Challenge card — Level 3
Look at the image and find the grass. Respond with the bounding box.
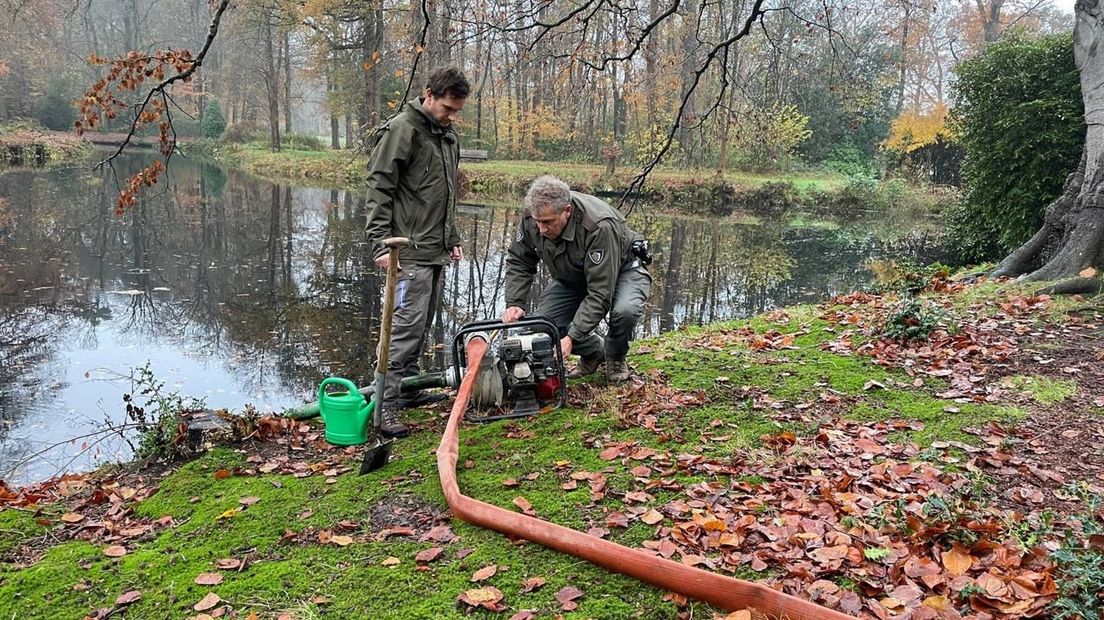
[1002,375,1078,405]
[187,139,850,196]
[3,290,1078,619]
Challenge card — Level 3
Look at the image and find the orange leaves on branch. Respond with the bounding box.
[79,48,194,215]
[116,160,165,214]
[77,49,194,137]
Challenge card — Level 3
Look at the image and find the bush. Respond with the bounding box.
[123,363,206,460]
[222,122,264,144]
[201,100,227,139]
[727,182,800,219]
[282,133,325,151]
[824,144,877,178]
[34,89,76,131]
[814,177,884,219]
[949,31,1084,259]
[880,298,945,341]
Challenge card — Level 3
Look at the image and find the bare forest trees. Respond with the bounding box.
[0,0,1076,212]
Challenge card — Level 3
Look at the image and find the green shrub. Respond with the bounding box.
[123,363,206,460]
[815,177,884,219]
[880,297,945,341]
[282,133,325,151]
[201,100,227,139]
[824,144,877,178]
[949,31,1084,260]
[222,122,264,144]
[34,87,76,131]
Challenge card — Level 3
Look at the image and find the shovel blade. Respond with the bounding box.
[359,437,392,474]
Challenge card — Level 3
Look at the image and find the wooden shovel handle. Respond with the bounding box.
[376,237,410,376]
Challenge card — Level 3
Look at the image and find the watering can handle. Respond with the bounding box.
[318,377,360,403]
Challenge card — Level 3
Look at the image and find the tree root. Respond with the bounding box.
[1033,277,1103,296]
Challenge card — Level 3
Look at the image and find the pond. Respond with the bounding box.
[0,153,947,484]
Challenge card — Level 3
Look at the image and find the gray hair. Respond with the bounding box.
[524,175,571,215]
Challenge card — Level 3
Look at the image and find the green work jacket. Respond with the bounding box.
[506,192,640,341]
[364,100,461,265]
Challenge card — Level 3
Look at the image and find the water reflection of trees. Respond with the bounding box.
[1,154,946,439]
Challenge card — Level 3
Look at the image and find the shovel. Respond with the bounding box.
[360,236,410,474]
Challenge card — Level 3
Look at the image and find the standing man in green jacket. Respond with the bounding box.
[502,175,651,382]
[365,67,470,438]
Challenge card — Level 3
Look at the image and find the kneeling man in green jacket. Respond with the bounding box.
[502,175,652,382]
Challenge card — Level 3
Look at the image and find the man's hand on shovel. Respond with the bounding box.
[375,252,399,271]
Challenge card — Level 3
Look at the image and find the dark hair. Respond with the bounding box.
[426,68,471,99]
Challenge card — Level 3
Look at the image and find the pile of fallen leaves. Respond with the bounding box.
[819,290,1038,405]
[580,390,1093,620]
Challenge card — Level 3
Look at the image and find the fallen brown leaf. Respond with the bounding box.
[471,564,498,582]
[415,547,444,563]
[114,590,141,605]
[193,592,221,612]
[102,545,127,558]
[555,585,585,611]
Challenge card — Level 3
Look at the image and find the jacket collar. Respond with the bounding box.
[558,202,581,243]
[406,99,455,139]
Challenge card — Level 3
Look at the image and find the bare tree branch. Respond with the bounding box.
[620,0,769,213]
[91,0,230,172]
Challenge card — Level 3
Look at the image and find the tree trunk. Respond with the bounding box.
[265,13,281,152]
[895,1,911,116]
[678,0,701,165]
[992,0,1104,280]
[284,30,293,134]
[975,0,1006,44]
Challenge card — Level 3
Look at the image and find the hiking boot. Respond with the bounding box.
[379,404,409,439]
[399,390,448,410]
[567,355,604,379]
[606,359,632,382]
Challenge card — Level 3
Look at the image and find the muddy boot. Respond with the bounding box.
[606,359,632,382]
[379,404,409,439]
[567,355,605,378]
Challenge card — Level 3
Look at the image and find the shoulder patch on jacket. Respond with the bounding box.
[589,249,605,265]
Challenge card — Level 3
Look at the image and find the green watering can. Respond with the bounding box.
[318,377,375,446]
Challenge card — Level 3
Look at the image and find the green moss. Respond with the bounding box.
[0,509,49,559]
[2,282,1086,617]
[1003,375,1077,405]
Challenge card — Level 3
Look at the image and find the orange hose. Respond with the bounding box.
[436,337,853,619]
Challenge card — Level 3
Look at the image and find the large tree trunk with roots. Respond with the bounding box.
[992,0,1104,282]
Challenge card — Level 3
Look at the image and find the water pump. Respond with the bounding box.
[452,317,567,422]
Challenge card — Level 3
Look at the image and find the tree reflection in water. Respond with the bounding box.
[0,154,944,483]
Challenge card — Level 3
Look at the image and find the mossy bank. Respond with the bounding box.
[0,123,92,166]
[2,278,1102,619]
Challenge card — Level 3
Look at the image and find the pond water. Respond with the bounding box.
[0,154,947,484]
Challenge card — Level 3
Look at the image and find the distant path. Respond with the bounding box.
[84,132,165,149]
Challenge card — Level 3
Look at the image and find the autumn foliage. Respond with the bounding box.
[76,50,197,214]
